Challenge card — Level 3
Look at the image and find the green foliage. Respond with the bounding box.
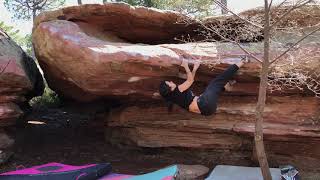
[4,0,66,21]
[0,21,21,41]
[19,34,33,55]
[29,86,61,109]
[0,21,33,55]
[0,21,30,50]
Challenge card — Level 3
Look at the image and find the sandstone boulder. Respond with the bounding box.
[32,3,319,102]
[0,29,44,127]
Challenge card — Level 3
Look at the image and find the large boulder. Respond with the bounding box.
[33,19,261,102]
[32,3,319,102]
[32,3,320,172]
[0,29,44,151]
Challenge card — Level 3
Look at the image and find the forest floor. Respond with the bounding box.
[0,106,206,176]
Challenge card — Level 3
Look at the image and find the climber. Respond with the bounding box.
[159,58,249,116]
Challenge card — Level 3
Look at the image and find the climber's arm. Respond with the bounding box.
[178,60,200,92]
[192,61,200,78]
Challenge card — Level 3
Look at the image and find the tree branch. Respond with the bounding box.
[271,0,314,28]
[236,43,263,63]
[200,22,263,63]
[38,0,49,9]
[268,0,273,10]
[25,0,32,9]
[14,0,28,8]
[270,24,320,64]
[212,0,263,29]
[33,0,42,6]
[274,0,290,10]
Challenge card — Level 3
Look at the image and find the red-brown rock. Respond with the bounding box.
[32,20,259,101]
[0,29,44,126]
[106,96,320,170]
[0,129,14,164]
[0,129,14,150]
[32,3,320,102]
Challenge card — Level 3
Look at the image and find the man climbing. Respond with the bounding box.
[159,58,249,116]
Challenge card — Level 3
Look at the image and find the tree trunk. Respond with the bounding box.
[78,0,82,5]
[255,1,272,180]
[221,0,227,14]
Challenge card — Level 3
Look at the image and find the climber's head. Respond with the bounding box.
[159,81,176,98]
[159,81,176,112]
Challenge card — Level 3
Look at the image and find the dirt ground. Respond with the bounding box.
[0,107,209,176]
[0,106,319,180]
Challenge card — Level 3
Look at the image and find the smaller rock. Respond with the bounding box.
[0,130,14,149]
[0,150,13,165]
[176,164,209,180]
[0,130,14,165]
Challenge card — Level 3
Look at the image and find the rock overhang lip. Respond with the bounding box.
[35,20,225,67]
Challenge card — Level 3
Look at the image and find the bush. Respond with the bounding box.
[29,86,61,109]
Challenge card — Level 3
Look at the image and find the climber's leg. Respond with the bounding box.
[197,64,240,116]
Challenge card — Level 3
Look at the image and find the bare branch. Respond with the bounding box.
[268,51,320,97]
[269,0,273,9]
[212,0,263,29]
[271,0,314,28]
[33,0,43,7]
[38,0,49,9]
[270,24,320,64]
[25,0,32,10]
[236,43,263,63]
[274,0,290,10]
[199,21,263,63]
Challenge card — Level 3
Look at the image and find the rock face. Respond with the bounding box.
[107,96,320,170]
[0,29,44,149]
[32,3,320,171]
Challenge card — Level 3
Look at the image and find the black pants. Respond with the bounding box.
[197,64,239,116]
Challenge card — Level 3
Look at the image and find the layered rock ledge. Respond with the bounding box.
[32,3,320,170]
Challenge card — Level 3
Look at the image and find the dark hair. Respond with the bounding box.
[159,81,174,112]
[159,81,171,99]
